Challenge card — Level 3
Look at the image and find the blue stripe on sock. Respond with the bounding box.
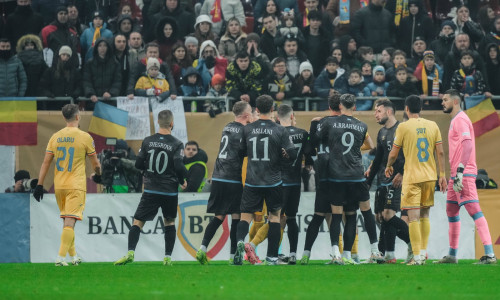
[449,248,458,256]
[472,211,484,221]
[447,200,459,204]
[459,200,479,206]
[448,215,460,222]
[484,244,494,255]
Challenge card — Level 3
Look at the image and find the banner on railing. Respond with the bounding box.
[151,97,188,145]
[116,97,151,140]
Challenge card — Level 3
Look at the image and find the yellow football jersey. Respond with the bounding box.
[46,127,96,191]
[393,118,442,185]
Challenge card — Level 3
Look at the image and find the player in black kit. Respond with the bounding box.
[195,101,253,265]
[365,99,411,263]
[114,110,188,266]
[318,94,383,265]
[233,95,297,265]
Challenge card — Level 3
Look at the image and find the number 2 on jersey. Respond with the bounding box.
[56,147,75,172]
[218,135,229,159]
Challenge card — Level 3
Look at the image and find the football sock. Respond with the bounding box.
[361,209,378,244]
[339,234,343,253]
[303,250,311,257]
[286,217,299,254]
[387,215,410,244]
[236,220,250,242]
[330,214,343,246]
[384,220,397,252]
[343,250,351,260]
[352,234,359,254]
[58,226,74,257]
[304,214,324,251]
[201,217,223,249]
[379,221,386,254]
[128,225,141,251]
[249,220,265,241]
[68,235,76,257]
[251,223,269,246]
[420,217,430,252]
[447,202,461,255]
[230,218,239,255]
[279,228,284,246]
[464,202,494,256]
[408,220,421,256]
[164,225,176,256]
[343,214,356,252]
[267,222,281,258]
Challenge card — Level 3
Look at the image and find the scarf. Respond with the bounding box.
[92,26,102,47]
[491,32,500,41]
[210,0,222,23]
[340,1,369,25]
[394,0,409,27]
[422,64,439,96]
[303,8,310,27]
[459,68,476,94]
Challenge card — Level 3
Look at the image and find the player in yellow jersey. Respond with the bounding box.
[385,96,447,265]
[33,104,101,266]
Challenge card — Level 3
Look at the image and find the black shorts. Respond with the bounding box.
[282,184,301,217]
[375,184,401,214]
[241,185,283,214]
[134,192,178,221]
[315,180,331,213]
[207,180,243,215]
[329,181,369,212]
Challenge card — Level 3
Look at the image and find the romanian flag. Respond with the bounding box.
[0,98,37,145]
[465,95,500,137]
[88,102,128,152]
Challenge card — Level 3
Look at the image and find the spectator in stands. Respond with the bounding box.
[278,35,309,78]
[338,34,357,69]
[127,42,177,99]
[296,0,333,40]
[246,33,271,75]
[332,47,349,72]
[263,57,297,105]
[180,66,205,97]
[38,45,82,107]
[350,0,395,54]
[226,51,263,107]
[32,0,72,25]
[277,9,305,48]
[80,11,113,63]
[218,17,247,63]
[194,40,228,93]
[354,46,376,70]
[396,0,434,58]
[254,0,283,32]
[16,34,47,97]
[191,15,217,47]
[362,65,388,110]
[128,31,146,64]
[40,6,80,69]
[450,50,490,98]
[346,68,366,97]
[386,49,414,82]
[303,10,330,76]
[260,14,281,61]
[108,3,140,35]
[430,20,456,65]
[185,37,199,61]
[361,60,373,83]
[0,38,27,97]
[149,0,195,42]
[387,66,418,100]
[4,170,35,193]
[112,15,136,39]
[134,57,171,102]
[182,141,208,193]
[414,50,443,109]
[407,36,427,69]
[477,5,496,35]
[326,0,363,37]
[154,17,181,61]
[443,33,487,90]
[479,16,500,60]
[167,42,192,90]
[82,38,122,108]
[113,34,133,97]
[67,4,86,38]
[295,61,315,98]
[79,0,118,25]
[199,0,246,37]
[207,74,227,97]
[5,0,44,48]
[314,56,347,109]
[485,43,500,96]
[451,5,484,46]
[380,47,395,70]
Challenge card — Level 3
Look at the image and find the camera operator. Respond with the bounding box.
[94,140,143,193]
[182,141,208,193]
[4,170,39,193]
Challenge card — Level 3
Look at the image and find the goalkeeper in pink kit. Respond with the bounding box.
[436,89,497,264]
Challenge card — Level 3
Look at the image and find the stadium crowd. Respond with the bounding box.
[0,0,499,112]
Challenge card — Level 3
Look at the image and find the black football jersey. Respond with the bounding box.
[310,116,337,181]
[241,119,296,187]
[212,121,245,183]
[282,126,309,185]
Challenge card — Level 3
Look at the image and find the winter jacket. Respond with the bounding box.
[180,67,205,96]
[114,50,133,96]
[218,33,247,63]
[263,71,298,100]
[450,66,487,96]
[80,22,113,62]
[40,20,80,69]
[226,60,263,106]
[350,2,396,53]
[485,43,500,96]
[82,38,122,97]
[443,44,487,90]
[326,0,363,37]
[478,30,500,62]
[32,0,73,25]
[338,34,357,69]
[194,40,228,92]
[154,17,181,61]
[429,33,455,65]
[199,0,246,36]
[414,62,443,96]
[346,82,366,97]
[5,4,44,47]
[303,27,331,76]
[295,75,315,97]
[135,72,171,101]
[253,0,298,28]
[16,34,47,97]
[207,87,227,97]
[128,57,177,96]
[361,81,389,110]
[38,61,82,98]
[149,2,195,42]
[314,68,348,99]
[0,54,27,97]
[260,29,280,61]
[452,17,484,47]
[396,1,435,57]
[387,79,419,98]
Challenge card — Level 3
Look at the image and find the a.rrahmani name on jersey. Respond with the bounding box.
[328,121,365,133]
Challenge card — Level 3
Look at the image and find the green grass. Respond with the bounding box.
[1,260,499,299]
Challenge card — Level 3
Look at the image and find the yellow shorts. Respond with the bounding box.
[254,201,267,216]
[401,181,435,210]
[55,189,86,220]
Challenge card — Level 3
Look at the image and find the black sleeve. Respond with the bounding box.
[393,150,405,176]
[134,140,146,170]
[309,120,320,147]
[184,164,206,192]
[173,144,188,184]
[366,133,384,186]
[282,130,297,163]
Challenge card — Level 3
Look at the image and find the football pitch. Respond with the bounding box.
[1,260,499,299]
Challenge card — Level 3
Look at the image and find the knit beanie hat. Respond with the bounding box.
[299,61,313,74]
[423,50,434,60]
[185,36,199,46]
[372,65,385,76]
[441,20,457,31]
[14,170,30,182]
[59,45,72,57]
[147,57,161,70]
[246,33,260,44]
[211,74,225,86]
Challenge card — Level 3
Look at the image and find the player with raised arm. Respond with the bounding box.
[196,101,253,265]
[385,95,447,265]
[34,104,101,266]
[319,94,382,265]
[435,89,497,264]
[233,95,298,265]
[366,99,411,264]
[114,110,188,266]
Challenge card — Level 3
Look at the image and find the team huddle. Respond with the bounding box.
[35,90,497,266]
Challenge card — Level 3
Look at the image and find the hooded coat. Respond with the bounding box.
[443,43,487,90]
[83,38,122,97]
[194,40,228,92]
[149,1,195,42]
[154,17,181,61]
[396,0,435,57]
[338,34,357,69]
[180,66,205,96]
[40,19,80,68]
[5,3,44,47]
[16,34,48,97]
[199,0,246,36]
[226,59,263,106]
[429,33,455,65]
[38,57,82,99]
[218,31,247,63]
[485,43,500,96]
[0,51,27,97]
[80,21,113,62]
